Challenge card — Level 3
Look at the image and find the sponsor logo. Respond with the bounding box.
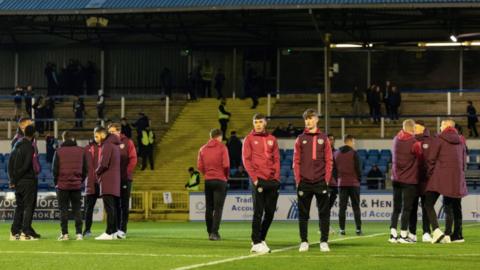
[302,140,307,144]
[287,199,299,220]
[267,140,274,146]
[318,139,324,145]
[120,144,125,149]
[423,144,429,149]
[254,141,259,145]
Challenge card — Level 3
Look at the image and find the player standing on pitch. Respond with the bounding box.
[197,128,230,241]
[389,119,422,243]
[243,114,280,254]
[293,109,332,252]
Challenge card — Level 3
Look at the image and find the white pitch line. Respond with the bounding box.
[0,251,224,258]
[257,253,480,259]
[171,233,386,270]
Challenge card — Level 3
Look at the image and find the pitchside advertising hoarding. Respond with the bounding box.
[0,192,104,221]
[190,192,480,221]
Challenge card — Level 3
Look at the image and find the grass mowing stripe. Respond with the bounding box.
[171,232,386,270]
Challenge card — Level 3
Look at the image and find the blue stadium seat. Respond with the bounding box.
[357,149,367,157]
[367,149,380,157]
[230,168,238,176]
[380,149,391,156]
[468,155,478,163]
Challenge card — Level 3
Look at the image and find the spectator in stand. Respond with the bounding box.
[44,97,55,132]
[44,62,59,97]
[388,86,401,123]
[467,100,479,138]
[383,81,392,123]
[227,131,243,169]
[33,96,46,135]
[73,95,85,128]
[244,65,259,109]
[185,167,200,191]
[187,72,197,101]
[372,86,382,124]
[352,86,363,124]
[121,118,132,139]
[231,165,249,190]
[214,68,226,100]
[12,86,23,120]
[24,85,34,118]
[218,98,231,140]
[367,164,384,190]
[84,61,97,95]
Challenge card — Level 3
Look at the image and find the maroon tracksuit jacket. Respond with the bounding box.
[426,127,468,198]
[119,134,137,181]
[416,128,434,194]
[334,145,361,187]
[85,142,99,195]
[242,130,280,182]
[52,140,86,190]
[392,130,422,185]
[96,135,121,197]
[197,139,230,181]
[293,128,333,185]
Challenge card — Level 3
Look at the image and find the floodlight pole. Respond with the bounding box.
[324,33,331,134]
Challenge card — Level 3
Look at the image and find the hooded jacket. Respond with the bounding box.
[52,139,87,190]
[293,128,332,185]
[197,139,230,181]
[392,130,422,185]
[242,130,280,182]
[334,145,362,187]
[426,127,468,198]
[96,135,121,197]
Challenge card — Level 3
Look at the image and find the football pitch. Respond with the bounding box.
[0,221,479,270]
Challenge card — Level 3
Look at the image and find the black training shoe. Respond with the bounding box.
[356,230,363,236]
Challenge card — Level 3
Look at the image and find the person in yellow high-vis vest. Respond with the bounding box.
[185,167,200,191]
[141,127,155,170]
[218,98,231,140]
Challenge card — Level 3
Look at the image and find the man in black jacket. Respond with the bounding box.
[9,125,39,241]
[227,131,242,169]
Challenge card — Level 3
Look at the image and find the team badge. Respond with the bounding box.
[257,187,263,193]
[298,191,304,197]
[302,140,307,144]
[318,139,324,145]
[267,140,274,146]
[120,144,125,149]
[254,141,259,145]
[422,144,429,149]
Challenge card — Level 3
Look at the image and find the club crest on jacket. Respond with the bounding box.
[318,139,324,145]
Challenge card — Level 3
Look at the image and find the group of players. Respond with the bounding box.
[197,109,467,254]
[8,117,137,241]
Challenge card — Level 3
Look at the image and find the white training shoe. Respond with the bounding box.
[397,237,415,244]
[20,233,39,241]
[57,234,69,241]
[422,233,433,242]
[95,232,115,240]
[441,235,451,244]
[320,242,330,252]
[299,242,309,252]
[76,234,83,241]
[407,233,417,242]
[9,233,20,241]
[431,228,445,244]
[250,243,270,254]
[116,230,126,239]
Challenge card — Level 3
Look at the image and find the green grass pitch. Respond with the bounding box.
[0,221,479,270]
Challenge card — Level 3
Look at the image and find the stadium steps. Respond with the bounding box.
[269,93,477,138]
[133,97,272,191]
